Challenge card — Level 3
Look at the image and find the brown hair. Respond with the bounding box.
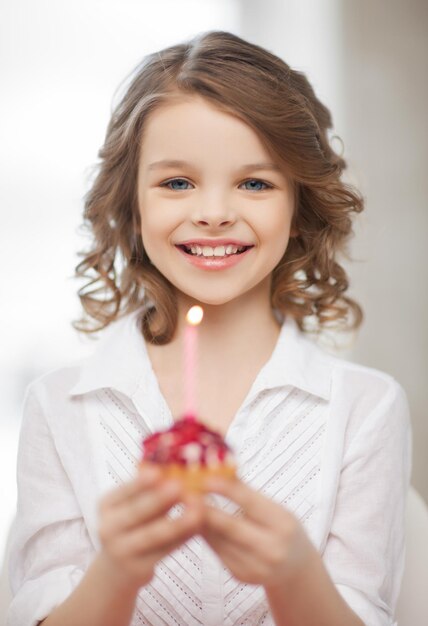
[72,30,364,344]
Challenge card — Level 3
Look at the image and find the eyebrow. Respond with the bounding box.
[147,159,282,173]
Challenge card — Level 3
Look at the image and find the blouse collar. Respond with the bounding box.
[69,307,333,402]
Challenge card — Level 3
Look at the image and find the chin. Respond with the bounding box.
[187,295,236,307]
[176,288,242,307]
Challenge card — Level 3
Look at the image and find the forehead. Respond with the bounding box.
[138,95,278,169]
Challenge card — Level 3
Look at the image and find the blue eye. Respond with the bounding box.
[159,177,273,191]
[240,179,273,191]
[160,178,193,191]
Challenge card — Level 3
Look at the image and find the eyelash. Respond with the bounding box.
[159,178,274,192]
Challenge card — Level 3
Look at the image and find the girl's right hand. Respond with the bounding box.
[97,465,204,590]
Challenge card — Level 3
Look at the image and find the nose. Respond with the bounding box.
[191,192,236,228]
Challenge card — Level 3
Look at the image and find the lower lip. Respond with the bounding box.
[175,246,254,270]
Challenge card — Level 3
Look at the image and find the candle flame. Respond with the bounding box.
[186,305,204,326]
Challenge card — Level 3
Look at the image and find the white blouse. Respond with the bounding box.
[7,308,412,626]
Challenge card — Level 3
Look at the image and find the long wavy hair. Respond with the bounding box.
[72,30,364,344]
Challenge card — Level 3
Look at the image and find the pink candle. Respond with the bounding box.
[183,306,203,420]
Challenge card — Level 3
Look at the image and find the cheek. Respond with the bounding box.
[139,201,177,240]
[260,213,293,266]
[257,207,292,244]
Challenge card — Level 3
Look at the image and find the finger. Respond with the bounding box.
[201,529,258,579]
[100,466,162,509]
[116,498,204,560]
[202,527,248,562]
[111,480,185,533]
[202,477,287,527]
[202,504,268,550]
[152,504,205,559]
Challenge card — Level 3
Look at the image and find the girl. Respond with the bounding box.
[7,30,411,626]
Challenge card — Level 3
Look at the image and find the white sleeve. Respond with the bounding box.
[322,379,413,626]
[7,383,95,626]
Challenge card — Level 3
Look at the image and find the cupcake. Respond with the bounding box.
[140,414,237,492]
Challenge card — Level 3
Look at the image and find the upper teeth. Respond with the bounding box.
[185,244,246,257]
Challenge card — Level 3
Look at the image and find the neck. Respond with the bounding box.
[174,281,282,365]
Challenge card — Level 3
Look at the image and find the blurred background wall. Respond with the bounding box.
[1,0,427,614]
[340,0,428,506]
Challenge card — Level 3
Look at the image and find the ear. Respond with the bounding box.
[289,226,299,238]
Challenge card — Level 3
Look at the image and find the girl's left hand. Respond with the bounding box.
[198,476,317,589]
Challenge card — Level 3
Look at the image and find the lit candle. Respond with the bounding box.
[183,305,204,421]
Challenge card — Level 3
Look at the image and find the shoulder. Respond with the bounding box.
[22,361,86,420]
[277,318,406,409]
[329,351,402,401]
[27,362,83,395]
[324,351,411,444]
[331,351,408,409]
[297,322,401,400]
[16,364,90,456]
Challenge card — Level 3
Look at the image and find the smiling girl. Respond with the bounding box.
[7,31,411,626]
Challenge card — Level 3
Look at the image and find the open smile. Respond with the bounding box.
[175,244,254,271]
